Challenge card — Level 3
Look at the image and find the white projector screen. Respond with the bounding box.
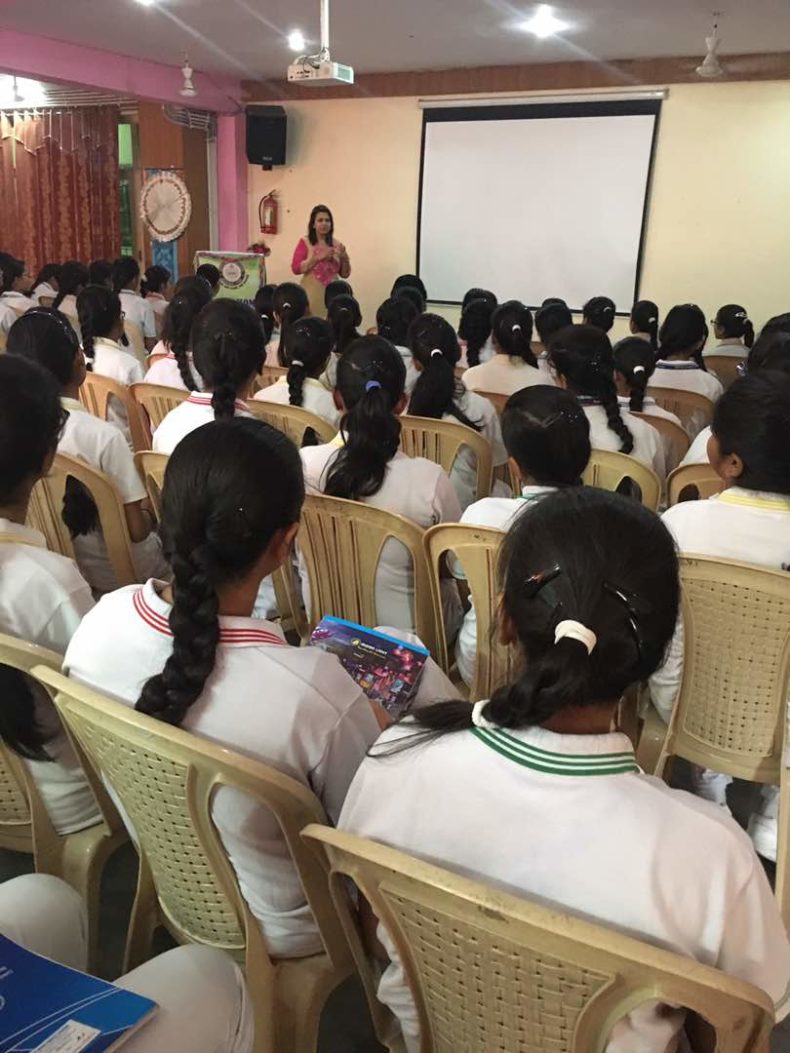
[417,100,660,312]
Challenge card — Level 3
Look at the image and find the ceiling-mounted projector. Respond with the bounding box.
[287,0,354,86]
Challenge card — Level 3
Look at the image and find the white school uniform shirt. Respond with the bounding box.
[462,355,548,397]
[152,392,252,454]
[63,578,381,957]
[58,397,167,594]
[339,722,790,1053]
[583,402,665,478]
[32,281,57,305]
[454,486,554,686]
[704,339,747,359]
[145,292,168,322]
[144,350,204,392]
[119,289,157,340]
[457,335,495,369]
[90,337,145,443]
[649,487,790,721]
[0,290,36,313]
[58,294,78,318]
[440,389,508,512]
[618,395,683,474]
[651,359,723,439]
[0,519,100,836]
[0,301,18,335]
[300,441,463,634]
[680,425,712,467]
[254,376,341,431]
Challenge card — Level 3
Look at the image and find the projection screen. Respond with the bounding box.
[417,100,661,312]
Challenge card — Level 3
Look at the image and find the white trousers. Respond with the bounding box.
[0,874,254,1053]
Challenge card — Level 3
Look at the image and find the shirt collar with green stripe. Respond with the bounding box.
[471,723,640,777]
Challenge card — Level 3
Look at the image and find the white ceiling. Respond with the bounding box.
[2,0,790,80]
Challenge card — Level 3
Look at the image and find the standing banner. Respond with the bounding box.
[193,251,266,301]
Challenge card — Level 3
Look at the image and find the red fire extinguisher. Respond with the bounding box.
[259,191,278,235]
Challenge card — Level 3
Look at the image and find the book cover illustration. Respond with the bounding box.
[310,617,428,717]
[0,935,155,1053]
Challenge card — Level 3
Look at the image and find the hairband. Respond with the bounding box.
[365,380,381,392]
[260,312,270,319]
[648,316,657,324]
[470,699,498,731]
[555,619,597,655]
[430,348,444,358]
[512,323,522,332]
[632,365,646,375]
[291,359,304,367]
[282,301,291,309]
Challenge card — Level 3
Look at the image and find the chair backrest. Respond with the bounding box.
[130,383,188,431]
[400,415,493,504]
[36,666,352,975]
[299,493,441,659]
[705,355,745,390]
[80,373,151,453]
[657,555,790,784]
[123,319,146,368]
[303,824,774,1053]
[667,463,725,506]
[0,329,6,352]
[631,412,690,474]
[476,390,509,416]
[425,523,516,692]
[582,450,661,511]
[247,399,337,446]
[251,365,288,394]
[134,451,169,521]
[28,453,138,586]
[647,387,715,433]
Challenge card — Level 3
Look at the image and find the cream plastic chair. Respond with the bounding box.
[653,556,790,928]
[424,523,516,692]
[647,387,716,435]
[251,365,288,394]
[299,493,441,659]
[0,634,126,968]
[631,412,690,474]
[27,452,139,586]
[303,825,774,1053]
[583,450,661,511]
[81,372,151,452]
[36,666,356,1053]
[476,389,509,416]
[134,451,169,522]
[123,318,147,368]
[667,463,725,505]
[247,398,337,446]
[401,415,493,504]
[705,355,745,390]
[0,329,6,352]
[130,382,188,432]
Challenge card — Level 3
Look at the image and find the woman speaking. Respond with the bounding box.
[291,204,351,315]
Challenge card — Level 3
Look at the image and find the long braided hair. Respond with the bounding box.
[161,284,212,390]
[192,300,265,419]
[408,313,481,431]
[458,289,497,367]
[51,260,88,312]
[273,282,308,363]
[136,417,305,726]
[76,285,123,368]
[282,316,333,407]
[492,300,537,366]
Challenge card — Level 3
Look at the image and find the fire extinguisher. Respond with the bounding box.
[259,191,278,235]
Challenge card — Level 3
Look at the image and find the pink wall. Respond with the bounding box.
[217,114,249,251]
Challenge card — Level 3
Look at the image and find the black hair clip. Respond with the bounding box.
[602,581,651,661]
[524,564,562,597]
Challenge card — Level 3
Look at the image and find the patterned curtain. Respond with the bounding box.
[0,106,120,272]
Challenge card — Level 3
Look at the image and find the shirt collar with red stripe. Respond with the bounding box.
[133,578,287,648]
[186,392,250,414]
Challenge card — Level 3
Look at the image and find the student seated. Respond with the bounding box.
[454,385,591,686]
[31,262,61,306]
[324,278,353,312]
[0,874,254,1053]
[196,262,221,296]
[706,303,754,358]
[87,259,112,289]
[143,281,212,391]
[375,296,420,390]
[391,274,427,301]
[463,301,547,396]
[582,295,616,333]
[266,282,308,367]
[649,372,790,863]
[112,256,157,353]
[629,299,659,351]
[407,312,507,511]
[51,260,89,322]
[0,252,37,312]
[77,285,144,443]
[0,356,100,835]
[8,310,166,595]
[153,300,262,454]
[549,325,665,477]
[300,336,462,636]
[613,337,683,472]
[457,289,496,368]
[253,315,340,431]
[652,304,723,435]
[339,487,790,1052]
[533,300,572,373]
[65,417,381,958]
[140,264,173,329]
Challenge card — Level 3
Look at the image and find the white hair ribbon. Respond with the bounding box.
[512,323,522,332]
[430,348,444,358]
[291,359,304,367]
[554,619,597,655]
[471,699,498,730]
[632,365,646,375]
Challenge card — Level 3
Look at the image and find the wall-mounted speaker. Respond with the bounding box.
[245,105,287,168]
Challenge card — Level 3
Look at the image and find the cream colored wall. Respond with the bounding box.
[249,80,790,336]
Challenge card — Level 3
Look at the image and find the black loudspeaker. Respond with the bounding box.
[245,105,287,168]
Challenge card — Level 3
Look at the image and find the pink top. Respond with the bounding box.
[291,237,346,288]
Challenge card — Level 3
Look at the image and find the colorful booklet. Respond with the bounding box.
[309,617,429,718]
[0,935,156,1053]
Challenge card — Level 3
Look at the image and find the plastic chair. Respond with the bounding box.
[302,825,774,1053]
[134,451,169,521]
[647,387,716,435]
[0,634,126,969]
[653,556,790,929]
[251,366,288,394]
[130,383,188,432]
[80,373,151,453]
[36,666,356,1053]
[582,450,661,511]
[425,523,516,692]
[123,319,147,368]
[247,399,337,447]
[27,452,139,586]
[631,412,690,474]
[476,390,509,416]
[0,330,6,352]
[298,493,441,659]
[401,415,493,503]
[667,464,725,505]
[705,355,745,390]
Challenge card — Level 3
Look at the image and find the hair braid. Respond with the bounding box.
[601,386,634,454]
[77,305,95,367]
[287,362,307,406]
